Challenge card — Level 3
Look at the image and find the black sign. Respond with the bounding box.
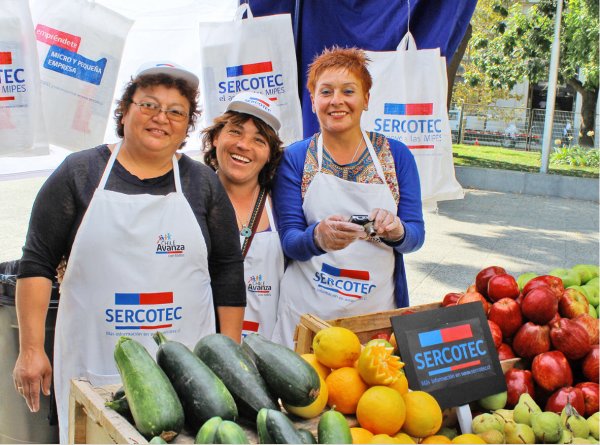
[391,302,506,409]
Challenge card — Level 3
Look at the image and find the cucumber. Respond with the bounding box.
[105,396,131,417]
[215,420,249,444]
[154,332,238,430]
[195,416,223,444]
[194,334,278,420]
[297,428,317,444]
[256,408,274,444]
[242,333,320,407]
[149,437,167,444]
[113,337,184,440]
[317,409,352,444]
[113,386,125,400]
[265,409,305,444]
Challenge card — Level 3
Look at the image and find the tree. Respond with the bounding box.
[471,0,599,147]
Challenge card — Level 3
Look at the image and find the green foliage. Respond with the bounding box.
[551,146,600,167]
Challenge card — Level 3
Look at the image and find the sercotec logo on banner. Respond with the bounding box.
[0,51,26,104]
[217,61,285,102]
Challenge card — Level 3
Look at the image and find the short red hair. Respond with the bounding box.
[306,46,372,95]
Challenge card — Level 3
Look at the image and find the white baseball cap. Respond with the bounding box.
[226,91,281,132]
[135,61,199,89]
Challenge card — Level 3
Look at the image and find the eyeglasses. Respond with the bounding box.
[132,101,189,122]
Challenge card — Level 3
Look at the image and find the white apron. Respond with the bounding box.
[272,130,397,349]
[54,143,215,443]
[241,198,284,340]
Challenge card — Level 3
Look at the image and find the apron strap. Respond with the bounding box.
[316,130,386,182]
[265,196,276,231]
[98,141,182,193]
[241,188,267,259]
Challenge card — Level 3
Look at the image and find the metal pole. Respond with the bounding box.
[540,0,563,173]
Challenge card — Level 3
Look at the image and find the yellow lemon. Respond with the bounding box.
[370,434,400,443]
[301,353,331,380]
[313,327,361,369]
[421,435,452,444]
[451,433,486,444]
[393,432,416,443]
[351,427,374,444]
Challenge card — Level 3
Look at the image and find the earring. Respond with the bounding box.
[364,106,369,111]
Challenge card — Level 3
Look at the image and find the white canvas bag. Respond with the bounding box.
[0,0,47,156]
[362,33,464,208]
[31,0,132,151]
[198,4,303,146]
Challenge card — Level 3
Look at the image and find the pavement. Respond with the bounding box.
[1,177,599,306]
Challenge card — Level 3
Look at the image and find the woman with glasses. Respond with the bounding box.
[12,61,245,443]
[203,92,284,340]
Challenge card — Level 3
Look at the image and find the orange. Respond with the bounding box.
[393,432,416,443]
[451,433,486,444]
[283,376,328,419]
[387,372,409,395]
[357,344,405,385]
[325,367,368,414]
[313,327,361,369]
[421,435,452,444]
[350,427,374,444]
[401,391,443,438]
[370,434,400,444]
[301,353,331,380]
[356,385,406,435]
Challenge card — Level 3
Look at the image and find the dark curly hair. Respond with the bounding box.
[113,73,199,148]
[202,112,284,191]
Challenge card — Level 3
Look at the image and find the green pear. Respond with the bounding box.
[588,304,598,318]
[559,429,574,444]
[494,409,515,427]
[437,426,458,440]
[517,272,538,291]
[571,438,593,444]
[550,268,581,288]
[587,412,599,440]
[479,391,508,411]
[561,405,590,439]
[477,429,505,444]
[472,413,504,434]
[572,265,599,284]
[504,421,535,444]
[514,393,542,426]
[531,411,563,444]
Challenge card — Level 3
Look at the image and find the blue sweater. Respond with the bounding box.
[272,132,425,307]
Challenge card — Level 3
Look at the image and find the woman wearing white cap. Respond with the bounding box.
[203,91,285,340]
[13,61,245,442]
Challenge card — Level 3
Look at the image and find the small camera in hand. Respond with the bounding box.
[349,214,377,237]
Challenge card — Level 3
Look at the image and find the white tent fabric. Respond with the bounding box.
[1,0,238,180]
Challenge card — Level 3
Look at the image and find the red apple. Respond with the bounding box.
[487,273,520,302]
[558,288,590,318]
[487,319,503,349]
[582,345,599,383]
[371,332,390,341]
[457,291,490,314]
[548,312,562,326]
[488,298,523,339]
[545,386,585,414]
[442,292,463,307]
[572,313,599,345]
[523,275,565,300]
[505,368,535,408]
[512,322,551,359]
[475,266,506,298]
[549,317,592,360]
[497,342,516,360]
[521,286,558,325]
[575,382,600,416]
[531,350,573,392]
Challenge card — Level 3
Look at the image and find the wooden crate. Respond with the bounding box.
[294,302,442,354]
[68,379,356,444]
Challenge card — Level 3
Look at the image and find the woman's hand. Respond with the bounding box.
[13,349,52,413]
[314,215,366,251]
[369,208,405,242]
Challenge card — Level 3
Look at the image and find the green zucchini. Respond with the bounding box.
[193,334,278,420]
[317,409,352,444]
[195,416,223,444]
[113,386,125,400]
[297,428,317,444]
[149,437,167,444]
[215,420,249,444]
[242,333,320,407]
[265,409,305,444]
[256,408,274,444]
[113,336,184,440]
[154,332,238,431]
